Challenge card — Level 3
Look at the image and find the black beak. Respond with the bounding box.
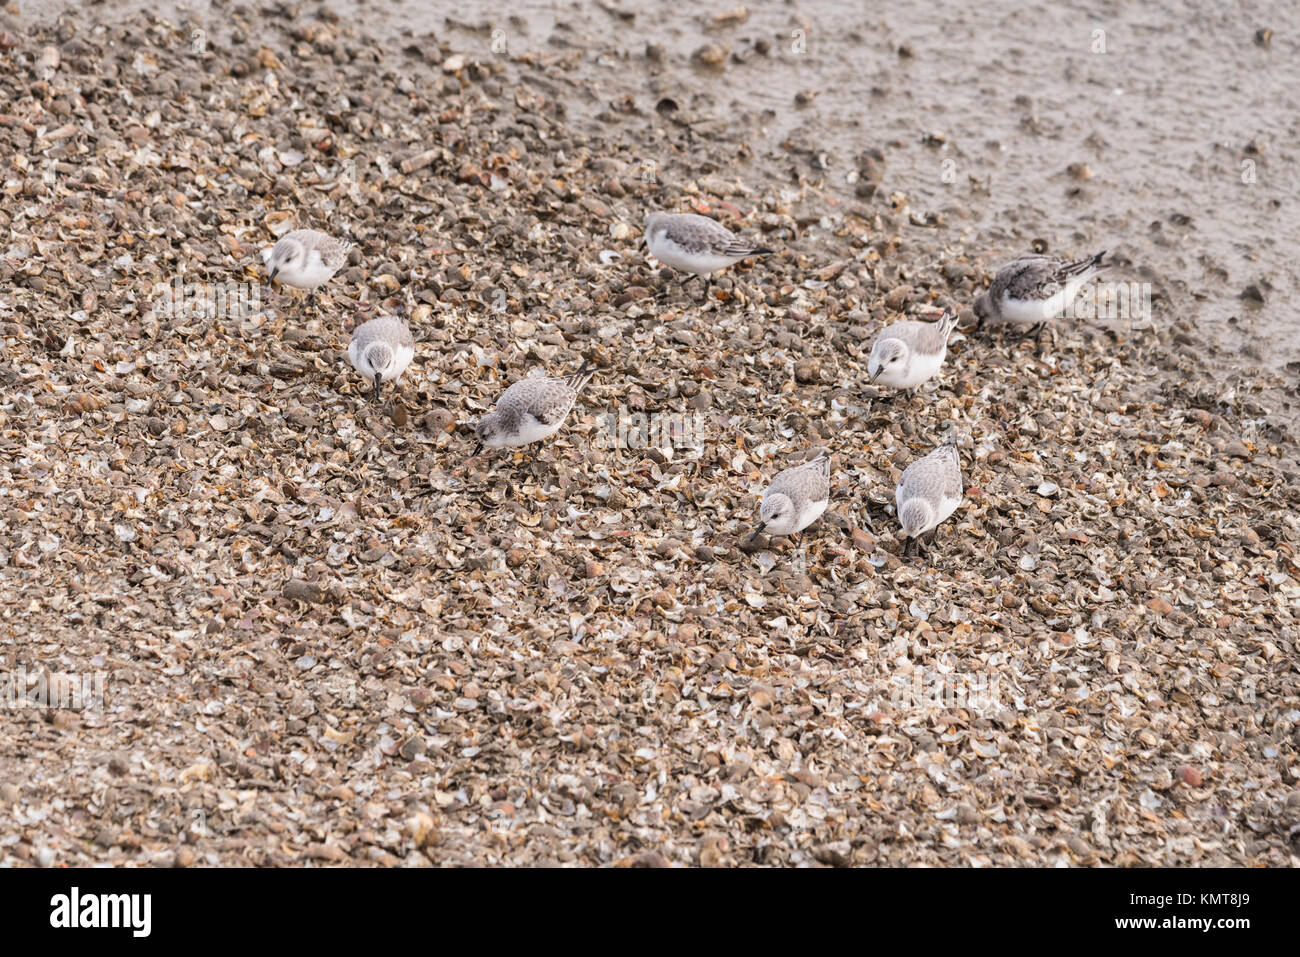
[472,442,483,457]
[372,372,382,402]
[870,368,881,382]
[746,521,767,543]
[270,266,279,281]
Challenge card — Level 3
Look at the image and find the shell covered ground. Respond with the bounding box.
[0,4,1298,866]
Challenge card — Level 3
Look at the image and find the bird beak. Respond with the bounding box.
[269,267,279,281]
[746,521,767,543]
[472,442,483,457]
[870,368,881,382]
[372,372,382,402]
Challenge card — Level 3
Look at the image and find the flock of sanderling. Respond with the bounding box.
[262,213,1106,556]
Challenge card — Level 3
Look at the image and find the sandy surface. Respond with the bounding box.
[0,0,1297,867]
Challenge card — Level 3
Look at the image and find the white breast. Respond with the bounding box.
[387,344,415,384]
[876,346,946,389]
[647,234,737,276]
[998,290,1066,325]
[275,252,340,291]
[932,493,962,531]
[793,498,828,534]
[493,416,564,448]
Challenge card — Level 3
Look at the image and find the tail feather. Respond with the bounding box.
[1057,250,1105,281]
[565,359,595,393]
[724,241,773,258]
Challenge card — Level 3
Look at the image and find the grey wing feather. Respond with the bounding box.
[900,447,960,502]
[318,240,351,270]
[282,229,352,269]
[562,366,595,395]
[997,257,1060,301]
[672,215,753,255]
[720,237,770,257]
[878,314,956,354]
[998,254,1100,300]
[770,453,831,503]
[525,382,577,426]
[942,447,963,499]
[877,320,924,349]
[351,315,412,348]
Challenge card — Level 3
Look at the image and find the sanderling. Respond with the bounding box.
[895,436,963,557]
[643,212,773,290]
[747,451,831,542]
[868,308,960,393]
[263,229,354,306]
[973,251,1106,348]
[473,360,595,456]
[348,313,415,401]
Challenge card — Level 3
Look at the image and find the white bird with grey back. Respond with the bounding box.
[973,251,1106,343]
[474,362,595,455]
[264,229,353,300]
[868,308,960,392]
[749,452,831,541]
[643,212,773,278]
[348,314,414,401]
[895,439,963,557]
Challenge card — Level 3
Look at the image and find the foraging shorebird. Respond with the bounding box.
[348,313,414,402]
[895,436,963,558]
[868,308,960,394]
[643,212,773,295]
[263,229,353,307]
[473,361,595,457]
[973,251,1106,349]
[747,451,832,543]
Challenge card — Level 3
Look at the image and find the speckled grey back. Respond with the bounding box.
[766,452,831,508]
[275,229,352,269]
[645,213,764,257]
[898,443,962,504]
[351,315,413,350]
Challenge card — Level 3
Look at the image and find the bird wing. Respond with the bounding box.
[997,257,1061,301]
[351,316,411,349]
[527,381,578,426]
[772,454,831,503]
[942,446,963,500]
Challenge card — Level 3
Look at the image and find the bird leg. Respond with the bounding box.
[1034,323,1055,355]
[681,273,708,303]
